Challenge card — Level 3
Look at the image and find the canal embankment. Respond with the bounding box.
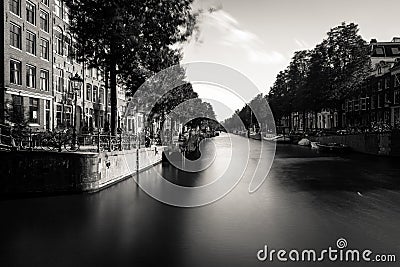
[311,132,400,157]
[0,146,165,196]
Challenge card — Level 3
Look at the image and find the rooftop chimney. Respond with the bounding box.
[392,37,400,43]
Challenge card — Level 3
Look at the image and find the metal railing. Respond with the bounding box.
[0,124,147,153]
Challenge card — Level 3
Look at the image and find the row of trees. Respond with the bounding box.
[130,65,216,132]
[65,0,200,134]
[224,22,373,133]
[223,94,271,132]
[268,22,372,129]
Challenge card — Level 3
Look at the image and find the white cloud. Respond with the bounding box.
[294,38,310,49]
[204,10,285,64]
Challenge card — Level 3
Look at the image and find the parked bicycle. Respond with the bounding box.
[39,128,80,152]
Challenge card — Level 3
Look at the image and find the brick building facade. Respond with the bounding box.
[1,0,138,133]
[343,38,400,129]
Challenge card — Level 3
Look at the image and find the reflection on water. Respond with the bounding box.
[1,135,400,267]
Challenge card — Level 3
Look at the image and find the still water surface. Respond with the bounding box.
[1,134,399,266]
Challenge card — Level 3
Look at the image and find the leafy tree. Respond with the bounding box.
[325,23,371,104]
[65,0,198,134]
[323,22,371,126]
[268,69,292,128]
[268,22,371,130]
[170,98,216,125]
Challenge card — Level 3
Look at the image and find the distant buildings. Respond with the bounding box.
[278,37,400,132]
[343,38,400,129]
[1,0,142,133]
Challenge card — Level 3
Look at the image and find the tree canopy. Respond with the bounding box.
[65,0,199,134]
[268,22,371,128]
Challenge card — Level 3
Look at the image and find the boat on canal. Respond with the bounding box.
[310,142,319,149]
[263,134,291,144]
[316,143,350,153]
[249,131,261,140]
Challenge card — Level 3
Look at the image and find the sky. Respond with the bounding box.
[181,0,400,120]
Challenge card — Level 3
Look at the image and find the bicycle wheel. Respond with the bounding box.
[64,139,80,152]
[42,137,58,151]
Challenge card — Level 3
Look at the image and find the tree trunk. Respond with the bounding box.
[104,69,109,130]
[110,61,118,136]
[314,111,318,129]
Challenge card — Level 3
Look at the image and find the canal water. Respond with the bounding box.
[1,134,399,266]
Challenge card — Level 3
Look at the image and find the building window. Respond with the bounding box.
[94,110,99,128]
[54,0,62,18]
[64,106,72,126]
[55,68,64,92]
[40,38,49,60]
[377,81,383,90]
[40,69,49,91]
[10,60,22,85]
[86,84,92,101]
[65,35,73,63]
[65,71,72,97]
[392,47,400,55]
[40,10,49,32]
[99,87,104,104]
[394,108,400,126]
[93,68,98,80]
[26,65,36,88]
[93,86,98,103]
[63,5,70,23]
[45,100,51,130]
[41,0,49,7]
[378,94,383,108]
[354,99,359,111]
[384,77,390,89]
[361,98,367,110]
[371,96,376,109]
[98,70,104,81]
[395,90,400,105]
[56,105,62,126]
[26,1,36,25]
[375,47,384,56]
[10,23,21,49]
[86,67,92,78]
[128,118,133,131]
[26,31,36,55]
[99,112,104,128]
[384,93,389,105]
[394,74,400,88]
[11,95,24,122]
[9,0,21,16]
[55,30,63,55]
[29,98,39,123]
[348,100,353,112]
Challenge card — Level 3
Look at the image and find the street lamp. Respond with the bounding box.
[69,73,83,140]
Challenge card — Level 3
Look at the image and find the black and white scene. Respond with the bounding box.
[1,0,399,266]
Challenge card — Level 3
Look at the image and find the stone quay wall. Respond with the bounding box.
[0,146,165,196]
[312,132,400,157]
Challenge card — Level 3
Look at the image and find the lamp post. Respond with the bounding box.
[70,73,83,145]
